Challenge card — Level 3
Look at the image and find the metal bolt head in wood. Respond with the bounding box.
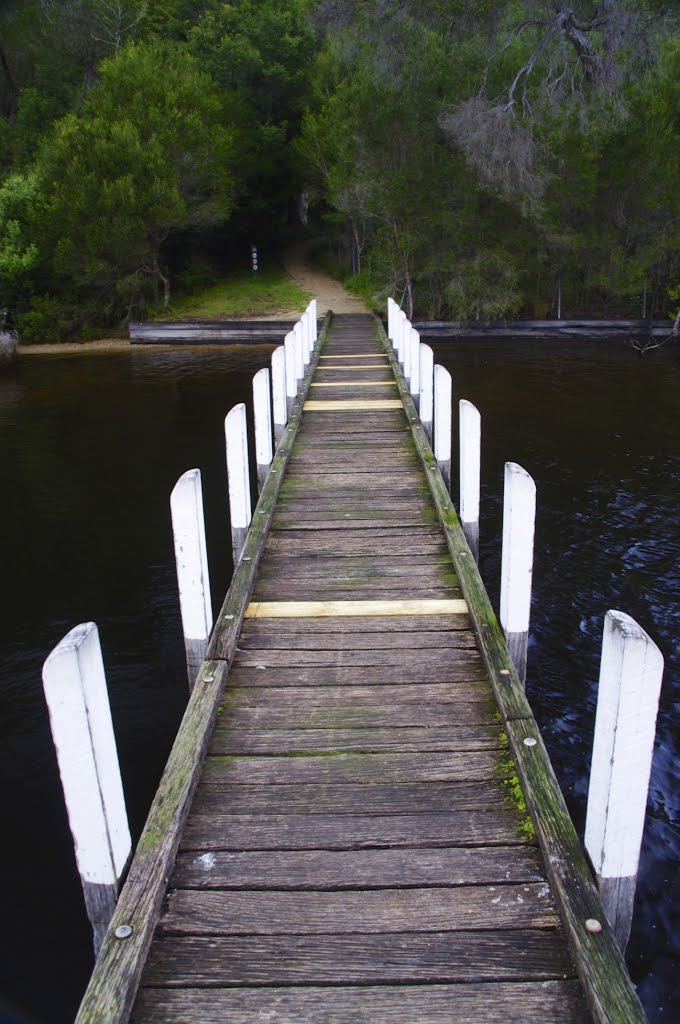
[585,609,663,951]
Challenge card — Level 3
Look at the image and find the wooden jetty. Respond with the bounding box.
[129,320,299,344]
[75,314,646,1023]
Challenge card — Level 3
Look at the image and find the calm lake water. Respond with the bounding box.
[0,337,678,1022]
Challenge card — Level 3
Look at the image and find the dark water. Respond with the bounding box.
[0,339,677,1022]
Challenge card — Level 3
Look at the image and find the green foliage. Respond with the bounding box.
[2,0,680,333]
[0,172,38,286]
[28,40,236,326]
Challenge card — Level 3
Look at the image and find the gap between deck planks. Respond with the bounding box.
[127,314,591,1024]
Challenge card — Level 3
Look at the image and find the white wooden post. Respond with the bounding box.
[434,364,452,492]
[170,469,213,687]
[43,622,131,954]
[397,311,407,366]
[293,321,305,381]
[420,344,434,444]
[225,403,252,565]
[403,318,412,382]
[271,345,287,447]
[309,299,318,345]
[585,610,664,951]
[387,298,396,346]
[500,462,536,686]
[409,327,420,409]
[253,367,273,493]
[284,331,297,418]
[459,400,481,562]
[301,312,311,366]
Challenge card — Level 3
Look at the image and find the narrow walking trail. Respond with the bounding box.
[280,239,367,316]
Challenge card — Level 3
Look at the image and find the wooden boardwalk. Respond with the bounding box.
[78,314,646,1024]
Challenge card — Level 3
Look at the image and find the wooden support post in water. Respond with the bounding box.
[500,462,536,686]
[585,610,664,952]
[271,345,287,447]
[434,363,452,492]
[225,403,252,565]
[459,399,481,562]
[253,366,273,493]
[419,343,434,445]
[409,327,420,410]
[284,331,297,418]
[42,622,131,954]
[170,469,213,687]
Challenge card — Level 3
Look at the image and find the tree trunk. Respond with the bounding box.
[0,43,18,119]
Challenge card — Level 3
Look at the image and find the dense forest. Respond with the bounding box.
[1,0,679,337]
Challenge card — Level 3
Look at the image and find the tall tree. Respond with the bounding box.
[29,39,236,325]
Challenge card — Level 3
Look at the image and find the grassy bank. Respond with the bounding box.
[158,265,312,320]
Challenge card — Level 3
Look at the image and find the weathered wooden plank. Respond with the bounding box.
[296,418,407,434]
[227,663,489,686]
[215,726,500,756]
[236,631,472,651]
[173,845,543,890]
[265,535,448,555]
[133,980,588,1024]
[251,584,463,602]
[223,683,492,707]
[239,611,469,630]
[160,883,559,936]
[231,648,480,667]
[271,514,439,530]
[203,750,501,781]
[180,810,529,851]
[216,699,494,726]
[304,399,404,410]
[274,497,429,512]
[244,599,467,620]
[249,585,462,598]
[191,781,508,816]
[141,930,575,986]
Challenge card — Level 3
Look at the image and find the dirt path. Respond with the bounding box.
[279,239,367,316]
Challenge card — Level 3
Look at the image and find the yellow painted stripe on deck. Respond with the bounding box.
[319,354,385,360]
[245,599,468,619]
[311,381,397,388]
[320,364,388,370]
[304,399,403,411]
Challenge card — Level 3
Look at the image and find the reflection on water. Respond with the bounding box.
[0,338,678,1022]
